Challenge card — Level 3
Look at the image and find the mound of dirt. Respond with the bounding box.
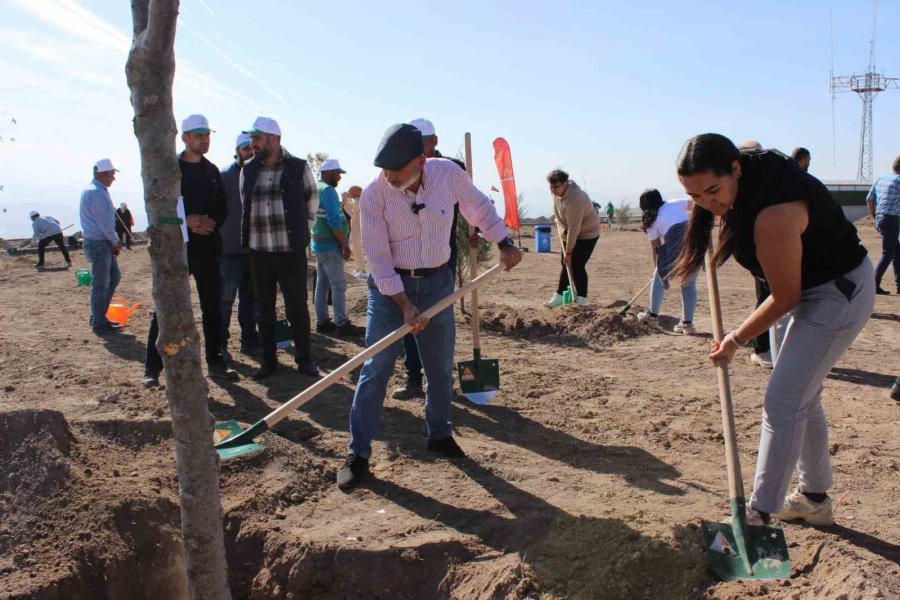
[478,303,649,348]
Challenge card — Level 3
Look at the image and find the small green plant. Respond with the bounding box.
[615,200,633,229]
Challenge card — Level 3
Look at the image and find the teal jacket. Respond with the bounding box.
[311,181,349,253]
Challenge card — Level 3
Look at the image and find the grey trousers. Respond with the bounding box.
[750,259,875,514]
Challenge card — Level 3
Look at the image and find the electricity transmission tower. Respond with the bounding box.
[830,2,898,183]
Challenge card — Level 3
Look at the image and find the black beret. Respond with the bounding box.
[374,123,425,171]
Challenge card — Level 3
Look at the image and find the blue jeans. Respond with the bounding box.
[875,214,900,288]
[219,254,258,345]
[83,239,120,328]
[314,248,349,326]
[402,257,457,381]
[349,266,456,458]
[649,267,698,322]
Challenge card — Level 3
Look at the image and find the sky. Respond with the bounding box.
[1,0,898,238]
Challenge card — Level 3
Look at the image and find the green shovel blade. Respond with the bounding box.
[214,420,262,460]
[457,351,500,405]
[702,500,791,581]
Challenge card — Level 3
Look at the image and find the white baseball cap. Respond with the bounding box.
[182,114,213,133]
[94,158,119,173]
[243,116,281,136]
[235,133,252,148]
[320,159,346,173]
[29,210,39,218]
[409,118,435,137]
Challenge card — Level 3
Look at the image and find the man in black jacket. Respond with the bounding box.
[142,114,238,386]
[241,117,319,380]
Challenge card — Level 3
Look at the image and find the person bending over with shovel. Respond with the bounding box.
[635,189,698,334]
[337,124,522,490]
[672,133,873,527]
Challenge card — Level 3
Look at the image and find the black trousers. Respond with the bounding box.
[556,236,598,297]
[249,250,311,367]
[145,254,224,374]
[753,278,771,354]
[116,227,133,248]
[37,233,71,265]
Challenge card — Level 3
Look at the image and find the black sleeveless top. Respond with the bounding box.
[727,149,866,290]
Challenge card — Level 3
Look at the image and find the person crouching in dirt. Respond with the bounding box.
[336,124,523,490]
[672,133,873,527]
[635,189,698,334]
[543,169,600,307]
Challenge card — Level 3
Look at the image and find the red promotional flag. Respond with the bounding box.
[492,137,519,231]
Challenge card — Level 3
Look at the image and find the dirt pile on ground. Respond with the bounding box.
[478,303,649,349]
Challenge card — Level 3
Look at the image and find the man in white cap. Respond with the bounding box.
[28,210,71,268]
[312,159,357,337]
[390,118,467,401]
[336,123,522,490]
[80,158,122,332]
[143,114,238,386]
[218,132,259,359]
[240,116,319,380]
[115,202,134,249]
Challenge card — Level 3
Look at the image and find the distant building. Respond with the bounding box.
[824,180,870,222]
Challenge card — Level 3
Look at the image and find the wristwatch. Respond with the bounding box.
[497,236,515,250]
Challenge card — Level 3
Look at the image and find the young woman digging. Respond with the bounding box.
[672,133,873,526]
[636,188,698,334]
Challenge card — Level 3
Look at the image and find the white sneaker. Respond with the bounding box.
[636,311,658,326]
[543,293,564,308]
[750,351,773,369]
[673,321,696,335]
[772,490,834,526]
[576,296,588,306]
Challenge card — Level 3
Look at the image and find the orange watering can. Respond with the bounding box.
[106,297,142,326]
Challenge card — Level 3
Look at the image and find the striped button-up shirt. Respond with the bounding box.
[79,179,119,244]
[361,158,508,296]
[867,173,900,217]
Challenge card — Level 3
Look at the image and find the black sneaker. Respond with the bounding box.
[252,363,278,381]
[208,361,239,381]
[316,320,336,333]
[93,321,123,333]
[296,359,319,377]
[336,453,369,490]
[891,379,900,402]
[427,436,466,459]
[876,286,890,295]
[141,372,160,388]
[391,378,424,400]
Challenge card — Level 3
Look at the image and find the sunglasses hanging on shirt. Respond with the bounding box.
[411,202,426,214]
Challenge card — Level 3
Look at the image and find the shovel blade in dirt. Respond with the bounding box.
[457,349,500,405]
[214,420,263,459]
[701,500,791,581]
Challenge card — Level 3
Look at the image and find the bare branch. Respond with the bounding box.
[146,0,180,56]
[131,0,149,37]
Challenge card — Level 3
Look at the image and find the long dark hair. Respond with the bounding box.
[639,188,664,232]
[670,133,742,280]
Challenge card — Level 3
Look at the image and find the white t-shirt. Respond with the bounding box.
[645,198,690,243]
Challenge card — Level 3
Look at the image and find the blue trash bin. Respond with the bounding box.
[534,225,552,253]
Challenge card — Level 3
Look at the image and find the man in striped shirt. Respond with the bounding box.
[337,123,522,490]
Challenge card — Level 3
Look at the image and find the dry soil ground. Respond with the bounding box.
[0,224,897,600]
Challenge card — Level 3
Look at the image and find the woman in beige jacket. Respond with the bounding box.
[544,169,601,307]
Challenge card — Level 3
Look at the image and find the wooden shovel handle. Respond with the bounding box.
[704,242,746,501]
[464,132,482,350]
[556,226,576,291]
[261,264,505,429]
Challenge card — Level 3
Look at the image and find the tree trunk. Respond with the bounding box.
[125,2,231,598]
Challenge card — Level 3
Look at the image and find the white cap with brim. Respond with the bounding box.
[29,210,39,218]
[409,118,435,137]
[243,116,281,136]
[320,159,346,173]
[235,133,252,148]
[182,114,213,133]
[94,158,119,173]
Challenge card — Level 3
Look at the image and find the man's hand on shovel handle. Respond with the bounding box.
[500,246,523,272]
[391,293,429,334]
[708,335,739,365]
